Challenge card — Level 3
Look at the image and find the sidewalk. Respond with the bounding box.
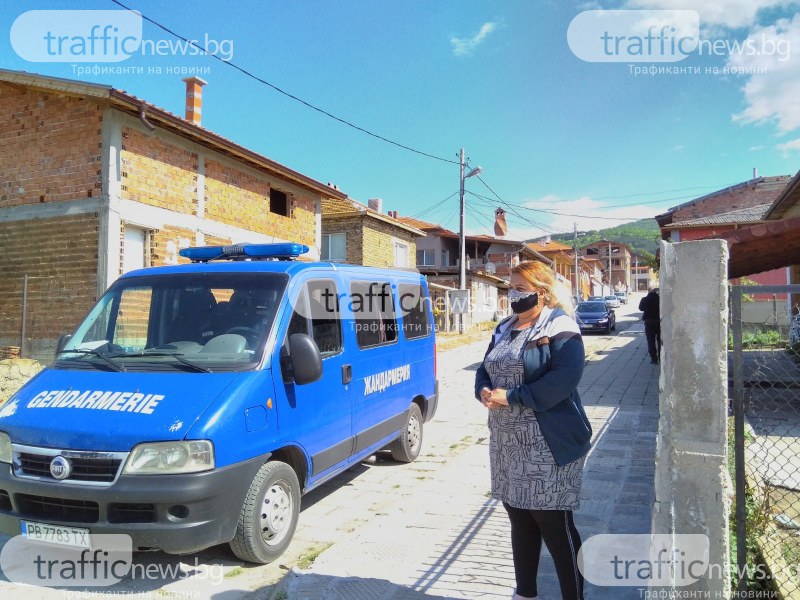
[274,322,660,600]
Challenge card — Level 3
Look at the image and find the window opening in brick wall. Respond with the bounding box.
[270,189,290,217]
[322,233,346,262]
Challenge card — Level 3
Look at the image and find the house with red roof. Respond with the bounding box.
[394,215,551,329]
[656,175,796,325]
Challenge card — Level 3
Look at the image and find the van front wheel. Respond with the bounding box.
[230,461,300,564]
[390,403,423,463]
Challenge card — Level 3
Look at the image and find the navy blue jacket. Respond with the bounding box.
[474,307,592,466]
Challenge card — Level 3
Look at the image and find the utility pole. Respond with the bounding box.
[459,148,466,293]
[573,223,580,300]
[456,149,482,334]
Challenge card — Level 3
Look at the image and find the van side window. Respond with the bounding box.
[307,279,342,357]
[398,284,432,340]
[350,281,398,348]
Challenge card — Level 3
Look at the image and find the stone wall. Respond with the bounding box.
[0,359,43,405]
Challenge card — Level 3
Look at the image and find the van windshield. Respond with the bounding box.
[56,272,288,372]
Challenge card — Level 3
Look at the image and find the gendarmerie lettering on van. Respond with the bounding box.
[0,243,438,564]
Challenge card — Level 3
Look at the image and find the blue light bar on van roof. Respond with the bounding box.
[179,243,310,262]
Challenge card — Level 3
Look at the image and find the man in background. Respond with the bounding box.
[639,284,661,364]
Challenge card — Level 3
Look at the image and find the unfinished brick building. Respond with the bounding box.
[0,69,347,361]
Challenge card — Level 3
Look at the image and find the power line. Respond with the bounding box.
[412,191,459,219]
[466,191,658,222]
[109,0,459,165]
[468,177,568,234]
[468,195,564,233]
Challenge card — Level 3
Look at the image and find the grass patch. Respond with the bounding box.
[436,321,495,351]
[224,566,244,579]
[297,542,333,570]
[727,417,780,594]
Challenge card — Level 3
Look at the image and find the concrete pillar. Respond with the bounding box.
[651,239,731,597]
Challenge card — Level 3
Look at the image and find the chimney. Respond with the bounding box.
[182,76,207,126]
[367,198,383,213]
[753,167,759,179]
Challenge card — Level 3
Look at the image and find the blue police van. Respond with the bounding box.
[0,243,438,563]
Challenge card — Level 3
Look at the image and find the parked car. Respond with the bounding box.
[604,295,621,308]
[588,295,604,302]
[615,291,628,304]
[576,301,616,334]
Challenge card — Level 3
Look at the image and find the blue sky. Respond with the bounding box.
[3,0,800,240]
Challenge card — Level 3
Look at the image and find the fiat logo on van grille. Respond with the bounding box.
[49,456,72,480]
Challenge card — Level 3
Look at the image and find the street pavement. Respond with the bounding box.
[0,298,659,600]
[272,299,660,600]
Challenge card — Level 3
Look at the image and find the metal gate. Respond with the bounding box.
[731,284,800,598]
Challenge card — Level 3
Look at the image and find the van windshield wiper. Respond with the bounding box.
[132,351,213,373]
[59,349,126,372]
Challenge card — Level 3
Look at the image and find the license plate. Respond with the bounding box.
[20,520,91,548]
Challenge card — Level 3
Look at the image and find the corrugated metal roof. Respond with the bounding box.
[662,203,771,228]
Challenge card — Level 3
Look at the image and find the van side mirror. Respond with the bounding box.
[284,333,322,385]
[55,334,72,356]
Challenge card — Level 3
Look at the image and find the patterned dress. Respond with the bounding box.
[484,323,584,510]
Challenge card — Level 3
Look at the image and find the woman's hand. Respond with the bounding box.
[480,387,508,409]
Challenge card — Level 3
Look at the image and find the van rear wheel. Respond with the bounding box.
[230,461,300,564]
[390,403,423,463]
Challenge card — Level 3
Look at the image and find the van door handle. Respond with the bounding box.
[342,364,352,385]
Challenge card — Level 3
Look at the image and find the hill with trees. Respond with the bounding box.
[547,218,662,259]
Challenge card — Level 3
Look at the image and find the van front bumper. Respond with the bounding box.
[0,455,265,555]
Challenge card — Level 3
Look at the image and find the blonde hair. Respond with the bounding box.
[511,261,575,316]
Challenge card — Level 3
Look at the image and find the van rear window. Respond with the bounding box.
[398,284,432,340]
[350,281,398,348]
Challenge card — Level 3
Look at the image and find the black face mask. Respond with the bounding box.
[509,290,539,314]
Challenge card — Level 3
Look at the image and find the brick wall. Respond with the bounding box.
[120,127,197,215]
[321,217,363,264]
[362,220,417,268]
[0,84,103,207]
[151,226,196,266]
[205,159,316,247]
[0,213,99,360]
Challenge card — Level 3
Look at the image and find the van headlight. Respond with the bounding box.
[0,432,11,464]
[123,441,214,475]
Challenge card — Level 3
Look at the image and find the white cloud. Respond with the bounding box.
[777,138,800,155]
[450,22,497,57]
[465,195,664,240]
[729,14,800,133]
[625,0,797,29]
[671,144,686,151]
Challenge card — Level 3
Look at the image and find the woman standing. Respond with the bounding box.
[475,261,592,600]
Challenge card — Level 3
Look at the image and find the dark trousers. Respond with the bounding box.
[644,318,661,362]
[503,504,584,599]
